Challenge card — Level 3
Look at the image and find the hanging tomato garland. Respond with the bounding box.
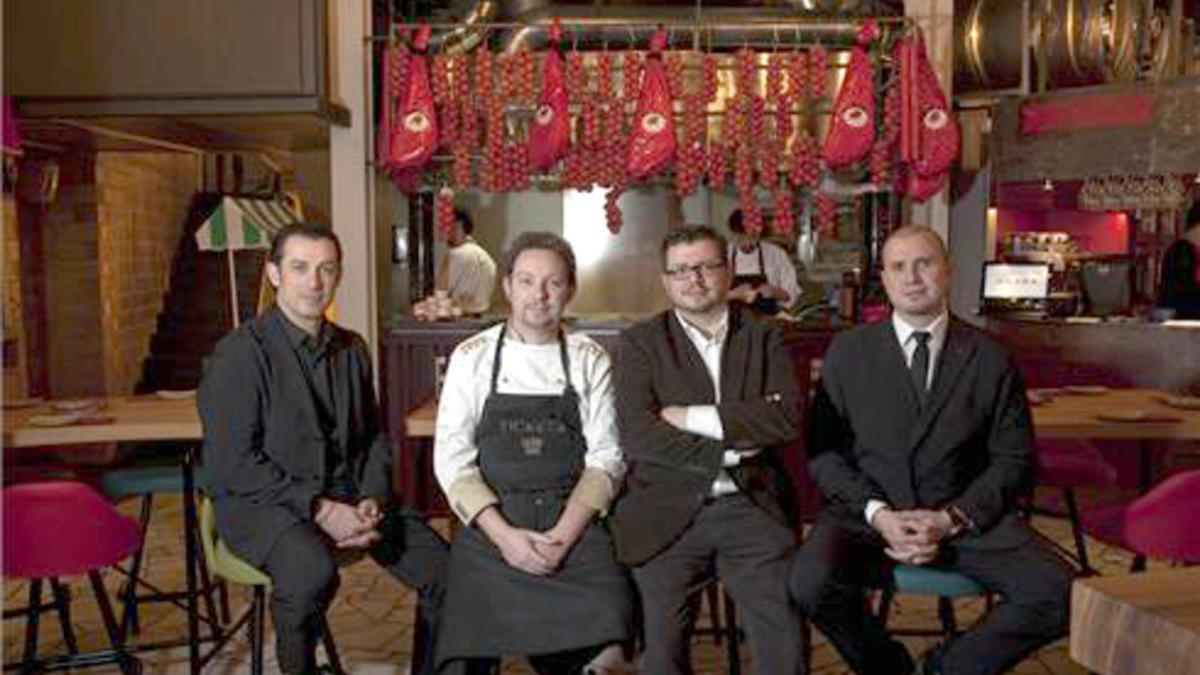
[377,19,961,235]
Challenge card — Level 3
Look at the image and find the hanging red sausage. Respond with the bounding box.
[626,29,676,180]
[389,24,438,170]
[908,30,959,177]
[822,22,878,169]
[529,21,570,170]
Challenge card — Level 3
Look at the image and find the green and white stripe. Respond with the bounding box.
[195,196,302,251]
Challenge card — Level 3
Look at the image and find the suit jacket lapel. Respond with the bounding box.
[665,312,719,403]
[330,333,352,456]
[719,308,748,403]
[261,311,325,444]
[908,321,977,451]
[872,321,921,418]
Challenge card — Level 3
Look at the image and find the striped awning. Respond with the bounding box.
[195,196,302,252]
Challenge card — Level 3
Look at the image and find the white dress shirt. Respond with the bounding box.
[729,241,802,309]
[672,309,762,496]
[434,324,625,521]
[444,238,497,313]
[864,309,949,525]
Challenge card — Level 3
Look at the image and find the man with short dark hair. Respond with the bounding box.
[726,209,802,314]
[437,208,497,314]
[199,222,448,675]
[789,225,1072,675]
[613,225,806,675]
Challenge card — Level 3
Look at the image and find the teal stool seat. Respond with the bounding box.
[99,463,222,643]
[877,565,990,642]
[892,565,984,598]
[101,466,212,498]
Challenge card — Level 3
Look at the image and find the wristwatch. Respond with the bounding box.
[943,504,970,537]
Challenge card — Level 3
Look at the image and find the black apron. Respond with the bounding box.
[435,326,632,664]
[730,245,779,315]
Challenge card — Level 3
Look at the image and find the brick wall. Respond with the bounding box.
[3,194,25,398]
[96,153,198,394]
[40,151,105,397]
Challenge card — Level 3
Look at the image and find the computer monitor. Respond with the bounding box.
[981,263,1051,301]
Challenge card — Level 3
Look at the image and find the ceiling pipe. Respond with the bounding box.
[500,6,895,53]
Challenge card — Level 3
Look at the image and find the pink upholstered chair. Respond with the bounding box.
[1081,469,1200,567]
[2,480,143,673]
[1034,440,1119,574]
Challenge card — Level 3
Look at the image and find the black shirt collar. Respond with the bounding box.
[274,306,333,358]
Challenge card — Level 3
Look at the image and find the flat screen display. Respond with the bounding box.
[982,263,1050,300]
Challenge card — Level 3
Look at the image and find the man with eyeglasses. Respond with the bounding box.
[612,225,806,675]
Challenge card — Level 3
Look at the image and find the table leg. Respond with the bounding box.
[183,447,200,675]
[1132,440,1153,572]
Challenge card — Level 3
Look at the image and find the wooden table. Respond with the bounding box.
[1032,388,1200,442]
[1071,568,1200,675]
[4,395,206,674]
[1031,388,1200,496]
[404,398,437,439]
[4,396,201,448]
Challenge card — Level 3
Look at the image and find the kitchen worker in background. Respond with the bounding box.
[726,209,802,315]
[437,209,498,315]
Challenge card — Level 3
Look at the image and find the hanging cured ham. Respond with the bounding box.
[529,22,570,170]
[627,29,676,180]
[822,22,878,169]
[907,30,959,177]
[389,24,438,171]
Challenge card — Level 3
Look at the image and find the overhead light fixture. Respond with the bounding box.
[1042,178,1054,192]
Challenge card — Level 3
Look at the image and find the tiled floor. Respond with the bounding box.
[3,491,1144,674]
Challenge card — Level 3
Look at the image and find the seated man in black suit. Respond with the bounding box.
[788,225,1072,675]
[199,223,448,675]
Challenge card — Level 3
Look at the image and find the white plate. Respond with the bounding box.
[1155,395,1200,411]
[27,413,82,427]
[2,397,44,410]
[50,398,102,412]
[1062,385,1109,395]
[155,389,197,400]
[1096,410,1181,424]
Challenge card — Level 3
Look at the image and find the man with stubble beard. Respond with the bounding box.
[613,225,806,675]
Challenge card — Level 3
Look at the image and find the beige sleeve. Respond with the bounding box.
[445,470,500,524]
[567,466,617,516]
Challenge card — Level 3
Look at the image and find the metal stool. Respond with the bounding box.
[198,495,345,675]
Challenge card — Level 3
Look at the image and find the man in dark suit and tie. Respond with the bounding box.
[788,225,1071,675]
[613,225,806,675]
[199,223,448,674]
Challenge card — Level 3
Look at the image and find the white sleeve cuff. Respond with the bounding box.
[683,405,724,441]
[865,499,890,526]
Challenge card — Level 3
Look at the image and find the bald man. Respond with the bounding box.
[788,226,1071,675]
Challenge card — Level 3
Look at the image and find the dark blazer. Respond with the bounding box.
[197,307,393,565]
[612,306,801,565]
[809,317,1034,550]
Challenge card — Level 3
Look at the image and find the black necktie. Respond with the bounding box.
[910,331,931,403]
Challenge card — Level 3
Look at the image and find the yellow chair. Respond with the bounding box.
[198,496,343,674]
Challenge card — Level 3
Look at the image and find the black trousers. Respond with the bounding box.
[788,512,1072,675]
[631,493,806,675]
[261,505,449,675]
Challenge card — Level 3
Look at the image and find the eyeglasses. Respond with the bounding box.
[664,260,727,279]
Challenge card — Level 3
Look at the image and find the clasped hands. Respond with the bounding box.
[870,507,957,566]
[490,522,577,576]
[314,497,383,549]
